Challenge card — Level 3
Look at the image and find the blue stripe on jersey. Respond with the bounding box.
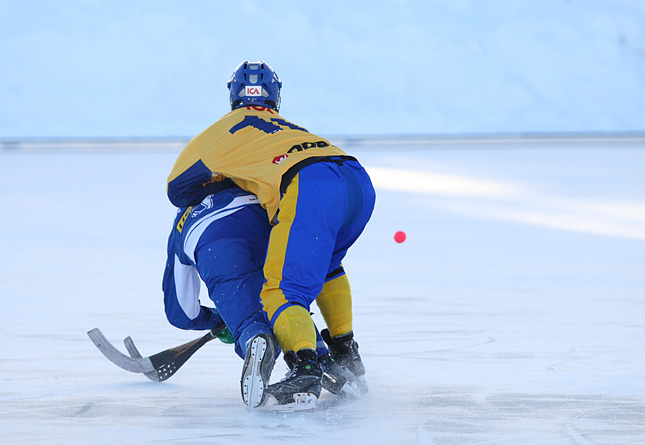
[167,160,236,208]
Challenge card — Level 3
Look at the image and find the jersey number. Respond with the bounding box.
[229,116,309,135]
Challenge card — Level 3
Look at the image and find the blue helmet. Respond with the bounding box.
[227,61,282,111]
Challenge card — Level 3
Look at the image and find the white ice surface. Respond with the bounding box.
[1,140,644,444]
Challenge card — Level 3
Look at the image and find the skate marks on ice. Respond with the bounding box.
[6,388,642,444]
[0,393,265,443]
[415,391,645,444]
[0,387,372,444]
[243,395,374,442]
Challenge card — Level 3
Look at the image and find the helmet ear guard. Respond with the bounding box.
[228,61,282,111]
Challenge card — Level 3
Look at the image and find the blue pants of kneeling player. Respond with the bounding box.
[194,204,274,358]
[163,188,330,359]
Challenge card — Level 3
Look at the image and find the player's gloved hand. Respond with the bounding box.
[208,308,234,343]
[215,326,234,344]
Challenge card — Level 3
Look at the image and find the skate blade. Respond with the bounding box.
[353,375,369,394]
[243,374,265,409]
[255,393,317,412]
[338,376,368,399]
[242,336,268,409]
[339,381,363,399]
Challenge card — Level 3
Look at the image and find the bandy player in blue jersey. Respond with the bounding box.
[162,184,359,408]
[167,61,375,408]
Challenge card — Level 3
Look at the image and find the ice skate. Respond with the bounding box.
[283,349,355,397]
[264,349,322,408]
[318,353,362,397]
[241,333,277,409]
[321,329,368,393]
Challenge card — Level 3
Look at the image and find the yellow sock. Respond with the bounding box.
[271,305,317,352]
[316,274,353,337]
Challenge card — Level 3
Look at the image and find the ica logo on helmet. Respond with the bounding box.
[245,86,263,97]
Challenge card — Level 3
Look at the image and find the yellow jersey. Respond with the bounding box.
[168,106,352,222]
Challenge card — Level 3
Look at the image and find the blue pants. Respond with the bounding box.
[194,205,273,358]
[262,159,376,325]
[194,203,335,359]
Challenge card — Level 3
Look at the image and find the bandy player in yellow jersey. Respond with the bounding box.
[167,61,375,409]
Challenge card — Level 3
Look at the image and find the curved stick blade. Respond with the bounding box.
[87,328,156,374]
[124,336,161,382]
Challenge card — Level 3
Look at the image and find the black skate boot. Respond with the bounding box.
[264,349,322,407]
[283,350,355,397]
[241,333,277,409]
[321,329,368,393]
[318,353,359,396]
